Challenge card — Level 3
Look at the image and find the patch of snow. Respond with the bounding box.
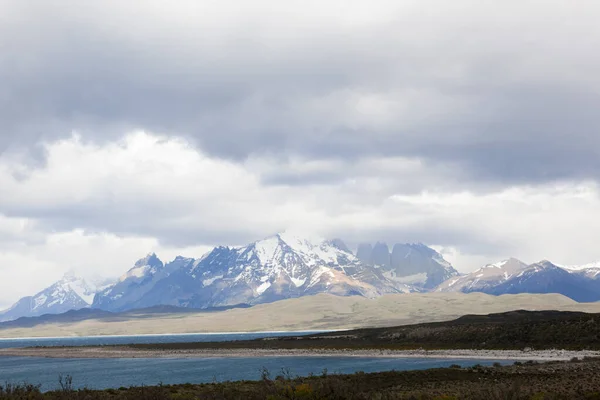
[256,281,271,295]
[202,275,223,286]
[383,271,428,285]
[290,277,306,287]
[119,265,150,282]
[447,278,460,287]
[67,279,95,305]
[308,266,332,288]
[47,299,61,307]
[562,261,600,271]
[33,294,47,310]
[431,253,453,270]
[482,260,508,269]
[253,236,281,265]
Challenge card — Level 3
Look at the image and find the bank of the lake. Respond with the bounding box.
[0,355,513,392]
[2,357,600,398]
[1,346,598,361]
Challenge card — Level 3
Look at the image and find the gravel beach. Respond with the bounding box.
[1,346,599,361]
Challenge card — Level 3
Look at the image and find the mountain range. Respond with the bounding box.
[0,272,99,322]
[436,258,600,302]
[92,233,456,312]
[1,232,599,322]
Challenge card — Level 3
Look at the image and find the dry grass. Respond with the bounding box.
[2,293,600,338]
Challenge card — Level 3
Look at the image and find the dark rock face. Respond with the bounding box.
[356,243,373,265]
[92,253,173,312]
[371,242,391,268]
[353,242,458,289]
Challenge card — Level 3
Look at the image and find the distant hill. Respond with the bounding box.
[0,303,250,330]
[1,292,600,338]
[129,310,600,351]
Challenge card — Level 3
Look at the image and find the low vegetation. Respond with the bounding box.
[6,310,600,399]
[3,357,600,399]
[123,310,600,351]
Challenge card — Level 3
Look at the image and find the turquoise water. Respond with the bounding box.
[0,356,512,392]
[0,334,513,392]
[0,331,320,349]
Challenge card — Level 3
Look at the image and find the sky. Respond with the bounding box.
[1,0,600,309]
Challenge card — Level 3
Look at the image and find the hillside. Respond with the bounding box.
[1,292,600,338]
[122,310,600,351]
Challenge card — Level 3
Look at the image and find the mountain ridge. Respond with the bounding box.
[0,273,98,322]
[5,232,600,322]
[436,258,600,302]
[1,233,456,320]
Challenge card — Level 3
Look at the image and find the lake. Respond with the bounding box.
[0,333,513,391]
[0,331,322,349]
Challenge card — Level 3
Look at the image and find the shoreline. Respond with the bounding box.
[1,347,599,361]
[0,330,335,341]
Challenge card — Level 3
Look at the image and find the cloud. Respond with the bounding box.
[1,0,600,185]
[0,227,213,310]
[1,1,600,306]
[1,131,599,262]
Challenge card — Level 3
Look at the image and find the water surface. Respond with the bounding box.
[0,333,514,392]
[0,331,320,349]
[0,356,512,392]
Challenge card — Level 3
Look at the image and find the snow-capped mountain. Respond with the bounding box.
[484,260,600,302]
[0,272,97,322]
[356,242,459,289]
[92,253,181,312]
[435,258,529,293]
[94,233,425,312]
[561,261,600,279]
[436,259,600,302]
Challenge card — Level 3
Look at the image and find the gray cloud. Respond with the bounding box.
[1,0,600,187]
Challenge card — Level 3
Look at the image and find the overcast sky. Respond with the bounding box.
[1,0,600,309]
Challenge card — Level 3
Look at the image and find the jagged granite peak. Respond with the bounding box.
[0,273,96,322]
[435,258,528,293]
[371,242,391,268]
[93,253,176,312]
[356,243,373,265]
[118,253,164,282]
[353,242,458,289]
[111,233,413,311]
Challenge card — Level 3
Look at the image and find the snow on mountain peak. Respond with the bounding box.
[19,273,98,317]
[483,260,510,269]
[119,253,164,282]
[561,261,600,271]
[64,277,96,305]
[243,232,350,268]
[435,257,527,293]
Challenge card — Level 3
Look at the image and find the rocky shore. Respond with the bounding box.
[1,346,599,360]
